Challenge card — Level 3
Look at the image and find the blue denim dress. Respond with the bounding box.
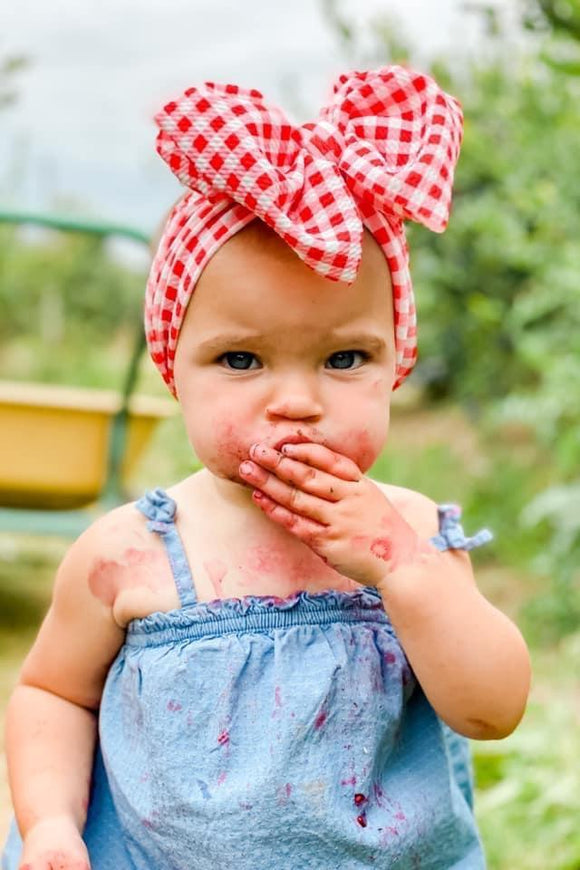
[3,490,492,870]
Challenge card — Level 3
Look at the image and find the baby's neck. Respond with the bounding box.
[170,468,361,601]
[205,470,257,512]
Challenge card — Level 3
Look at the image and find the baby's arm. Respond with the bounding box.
[5,517,126,868]
[372,486,531,740]
[240,442,531,740]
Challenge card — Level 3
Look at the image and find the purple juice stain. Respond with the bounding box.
[314,709,327,729]
[354,793,367,806]
[356,812,368,828]
[373,783,385,806]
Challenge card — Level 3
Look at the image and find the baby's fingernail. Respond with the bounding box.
[240,461,254,474]
[281,444,295,455]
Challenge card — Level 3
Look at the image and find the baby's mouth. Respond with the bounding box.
[271,429,326,453]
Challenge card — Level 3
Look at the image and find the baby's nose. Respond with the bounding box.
[265,374,323,421]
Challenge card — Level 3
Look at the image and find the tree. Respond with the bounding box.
[524,0,580,73]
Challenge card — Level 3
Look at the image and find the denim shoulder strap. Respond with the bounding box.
[430,503,493,552]
[134,488,197,607]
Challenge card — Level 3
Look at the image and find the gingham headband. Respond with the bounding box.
[146,65,463,395]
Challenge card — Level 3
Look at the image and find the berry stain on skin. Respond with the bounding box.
[245,545,285,575]
[208,417,250,481]
[340,427,381,473]
[352,509,428,573]
[370,538,393,562]
[88,548,168,606]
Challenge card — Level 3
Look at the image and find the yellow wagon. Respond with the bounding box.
[0,212,175,536]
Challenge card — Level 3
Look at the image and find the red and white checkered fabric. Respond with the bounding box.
[146,66,463,395]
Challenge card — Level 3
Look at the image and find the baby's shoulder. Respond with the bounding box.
[69,497,180,626]
[75,498,154,562]
[57,497,166,600]
[371,481,440,538]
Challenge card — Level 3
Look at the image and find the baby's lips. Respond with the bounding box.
[272,430,326,453]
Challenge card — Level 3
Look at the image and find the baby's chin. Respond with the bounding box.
[201,457,251,488]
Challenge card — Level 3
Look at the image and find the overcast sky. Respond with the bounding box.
[0,0,509,236]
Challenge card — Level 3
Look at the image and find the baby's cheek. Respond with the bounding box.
[201,416,251,479]
[340,426,386,472]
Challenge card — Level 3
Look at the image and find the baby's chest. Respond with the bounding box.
[96,527,361,626]
[182,523,363,602]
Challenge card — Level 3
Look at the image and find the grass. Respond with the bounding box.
[0,399,577,867]
[474,633,580,870]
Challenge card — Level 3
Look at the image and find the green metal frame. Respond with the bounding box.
[0,210,151,537]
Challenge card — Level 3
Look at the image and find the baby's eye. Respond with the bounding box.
[326,350,369,370]
[218,352,260,371]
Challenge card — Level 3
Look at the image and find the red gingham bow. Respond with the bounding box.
[146,66,463,395]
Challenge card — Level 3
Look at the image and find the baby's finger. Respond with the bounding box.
[247,446,345,501]
[241,462,330,523]
[279,442,362,481]
[252,491,327,546]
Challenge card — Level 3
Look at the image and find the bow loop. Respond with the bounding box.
[318,66,464,232]
[156,83,302,207]
[155,82,364,281]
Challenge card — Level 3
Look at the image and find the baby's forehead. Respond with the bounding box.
[181,220,394,343]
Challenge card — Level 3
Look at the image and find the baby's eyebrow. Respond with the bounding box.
[197,331,387,354]
[197,332,268,353]
[326,332,387,354]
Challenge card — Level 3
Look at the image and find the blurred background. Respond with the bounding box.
[0,1,579,867]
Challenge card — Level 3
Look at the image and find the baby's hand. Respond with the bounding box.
[239,441,433,587]
[19,815,90,870]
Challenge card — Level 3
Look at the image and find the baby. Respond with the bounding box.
[3,66,530,869]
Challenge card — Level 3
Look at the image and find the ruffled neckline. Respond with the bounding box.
[126,584,385,635]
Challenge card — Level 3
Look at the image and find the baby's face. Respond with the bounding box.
[173,222,396,486]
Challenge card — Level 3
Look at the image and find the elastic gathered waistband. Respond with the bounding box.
[125,603,393,648]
